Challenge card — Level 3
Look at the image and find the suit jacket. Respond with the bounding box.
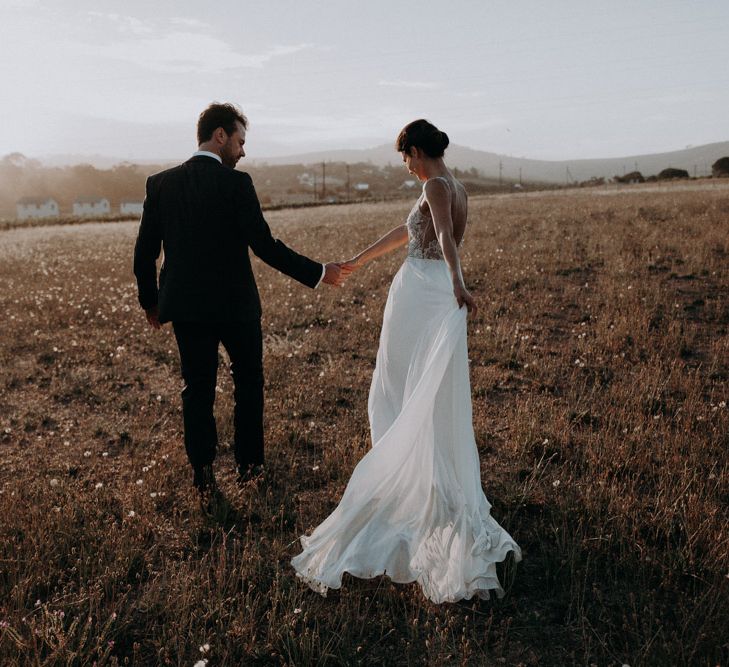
[133,155,323,323]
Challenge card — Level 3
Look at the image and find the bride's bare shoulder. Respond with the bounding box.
[423,176,451,201]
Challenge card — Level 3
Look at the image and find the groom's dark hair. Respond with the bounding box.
[197,103,249,144]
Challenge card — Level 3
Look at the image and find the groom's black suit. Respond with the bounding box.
[133,154,323,475]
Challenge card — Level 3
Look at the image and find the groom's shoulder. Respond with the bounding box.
[221,169,256,193]
[228,168,253,184]
[146,163,185,185]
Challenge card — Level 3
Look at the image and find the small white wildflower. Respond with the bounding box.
[142,466,149,473]
[199,643,210,653]
[128,511,136,517]
[156,395,162,402]
[102,452,109,457]
[150,492,157,498]
[719,401,726,408]
[293,608,302,614]
[50,478,59,487]
[552,480,561,488]
[311,465,320,472]
[193,661,208,667]
[95,482,103,490]
[136,479,143,485]
[83,450,92,458]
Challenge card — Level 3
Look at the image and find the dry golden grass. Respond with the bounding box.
[0,182,727,665]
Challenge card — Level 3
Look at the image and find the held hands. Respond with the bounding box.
[454,283,478,315]
[339,257,363,275]
[322,261,357,287]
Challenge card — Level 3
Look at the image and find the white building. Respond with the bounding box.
[353,183,369,191]
[73,197,110,217]
[16,197,59,221]
[120,201,144,215]
[298,173,345,188]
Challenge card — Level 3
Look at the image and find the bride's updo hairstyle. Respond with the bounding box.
[396,119,449,158]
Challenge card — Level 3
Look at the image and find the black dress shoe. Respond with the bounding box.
[193,464,217,494]
[199,486,229,517]
[237,463,265,486]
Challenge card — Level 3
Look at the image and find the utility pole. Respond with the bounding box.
[346,164,350,201]
[693,164,697,178]
[519,167,522,185]
[498,160,503,186]
[321,162,326,200]
[313,174,318,201]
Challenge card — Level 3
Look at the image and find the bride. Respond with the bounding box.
[291,119,522,603]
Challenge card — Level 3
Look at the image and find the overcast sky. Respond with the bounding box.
[2,0,727,162]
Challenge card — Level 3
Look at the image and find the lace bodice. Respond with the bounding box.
[406,177,464,260]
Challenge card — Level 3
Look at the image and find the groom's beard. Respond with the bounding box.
[221,145,239,169]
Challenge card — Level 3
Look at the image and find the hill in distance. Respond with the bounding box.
[249,141,729,184]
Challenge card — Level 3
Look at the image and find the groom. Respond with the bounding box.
[133,102,344,497]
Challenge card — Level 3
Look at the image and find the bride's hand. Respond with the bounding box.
[339,257,363,275]
[454,284,478,315]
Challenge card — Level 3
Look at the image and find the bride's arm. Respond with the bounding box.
[343,224,408,269]
[424,179,478,314]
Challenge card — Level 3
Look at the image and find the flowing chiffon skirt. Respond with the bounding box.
[291,257,522,602]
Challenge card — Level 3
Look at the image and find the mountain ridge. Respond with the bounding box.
[248,141,729,183]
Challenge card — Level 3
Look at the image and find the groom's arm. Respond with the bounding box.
[133,176,162,310]
[235,172,324,288]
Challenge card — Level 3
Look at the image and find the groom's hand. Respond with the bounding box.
[145,305,162,329]
[322,262,346,287]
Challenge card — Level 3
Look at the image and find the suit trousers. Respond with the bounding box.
[172,320,264,472]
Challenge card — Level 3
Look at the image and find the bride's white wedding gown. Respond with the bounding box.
[291,179,522,603]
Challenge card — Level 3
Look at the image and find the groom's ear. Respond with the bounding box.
[213,127,227,145]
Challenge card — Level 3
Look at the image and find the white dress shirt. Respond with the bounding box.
[192,150,222,163]
[191,150,325,287]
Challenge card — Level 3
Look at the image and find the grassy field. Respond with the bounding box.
[0,182,727,665]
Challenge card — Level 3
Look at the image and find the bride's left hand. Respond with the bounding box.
[339,258,362,275]
[454,284,478,315]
